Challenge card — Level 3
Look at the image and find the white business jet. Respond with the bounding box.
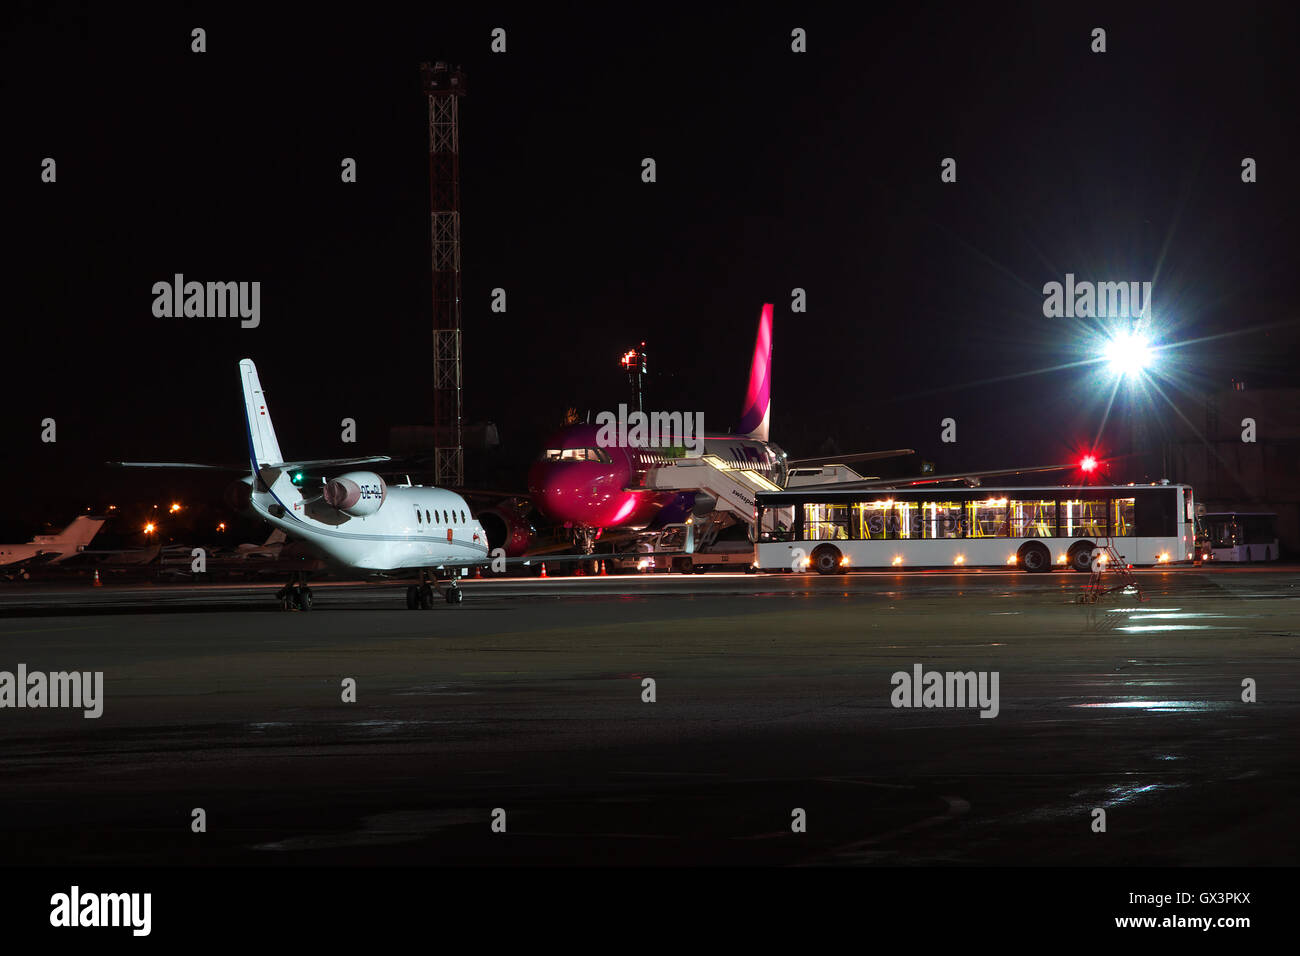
[0,515,106,576]
[118,359,491,609]
[235,359,490,609]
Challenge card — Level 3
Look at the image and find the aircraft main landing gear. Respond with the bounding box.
[277,571,313,611]
[405,571,463,609]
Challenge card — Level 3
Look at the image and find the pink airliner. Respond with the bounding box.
[527,304,910,542]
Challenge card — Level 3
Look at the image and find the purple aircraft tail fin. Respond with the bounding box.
[736,303,773,442]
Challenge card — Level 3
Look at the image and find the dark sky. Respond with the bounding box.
[4,2,1299,529]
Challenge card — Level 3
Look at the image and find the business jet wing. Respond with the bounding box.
[787,448,915,467]
[110,456,391,471]
[109,461,245,470]
[1,551,64,571]
[788,462,1077,493]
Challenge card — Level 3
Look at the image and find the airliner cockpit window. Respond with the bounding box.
[543,448,611,463]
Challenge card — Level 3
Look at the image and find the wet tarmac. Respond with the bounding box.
[0,568,1296,865]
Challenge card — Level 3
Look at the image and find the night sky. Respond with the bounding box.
[5,2,1299,536]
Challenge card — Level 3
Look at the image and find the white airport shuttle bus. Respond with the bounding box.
[1200,512,1279,562]
[755,483,1196,573]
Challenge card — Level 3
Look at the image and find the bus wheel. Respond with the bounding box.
[811,544,842,575]
[1067,542,1095,573]
[1018,541,1051,573]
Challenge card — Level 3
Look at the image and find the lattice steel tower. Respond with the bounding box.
[421,61,466,486]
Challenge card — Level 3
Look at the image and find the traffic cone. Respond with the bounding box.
[92,569,102,587]
[599,560,607,576]
[473,565,482,578]
[539,563,547,578]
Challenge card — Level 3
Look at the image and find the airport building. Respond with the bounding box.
[1162,383,1300,556]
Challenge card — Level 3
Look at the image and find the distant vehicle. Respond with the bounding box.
[0,516,106,576]
[754,483,1197,573]
[1199,512,1279,562]
[609,530,756,574]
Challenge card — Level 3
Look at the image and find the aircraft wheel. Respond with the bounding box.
[418,584,434,610]
[406,586,419,610]
[1018,541,1051,573]
[299,587,313,611]
[1067,542,1095,573]
[446,587,463,605]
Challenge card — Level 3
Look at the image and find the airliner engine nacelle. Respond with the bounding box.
[477,502,535,557]
[323,471,387,516]
[691,493,717,517]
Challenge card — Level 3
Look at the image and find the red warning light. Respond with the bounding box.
[1080,455,1098,473]
[620,344,647,374]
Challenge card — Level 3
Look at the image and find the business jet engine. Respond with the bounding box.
[323,472,387,516]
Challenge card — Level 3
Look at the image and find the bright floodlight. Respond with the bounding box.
[1103,330,1153,378]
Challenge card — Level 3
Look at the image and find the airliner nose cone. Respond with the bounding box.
[528,460,631,527]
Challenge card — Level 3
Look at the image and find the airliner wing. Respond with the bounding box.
[787,462,1076,493]
[472,550,670,570]
[265,456,392,470]
[788,449,915,467]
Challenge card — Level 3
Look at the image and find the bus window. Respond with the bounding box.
[916,501,964,538]
[1207,518,1236,547]
[1242,515,1277,544]
[804,503,850,540]
[967,498,1008,537]
[1060,499,1109,537]
[895,501,917,539]
[1134,490,1177,537]
[1010,499,1055,538]
[1111,497,1135,536]
[853,501,902,539]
